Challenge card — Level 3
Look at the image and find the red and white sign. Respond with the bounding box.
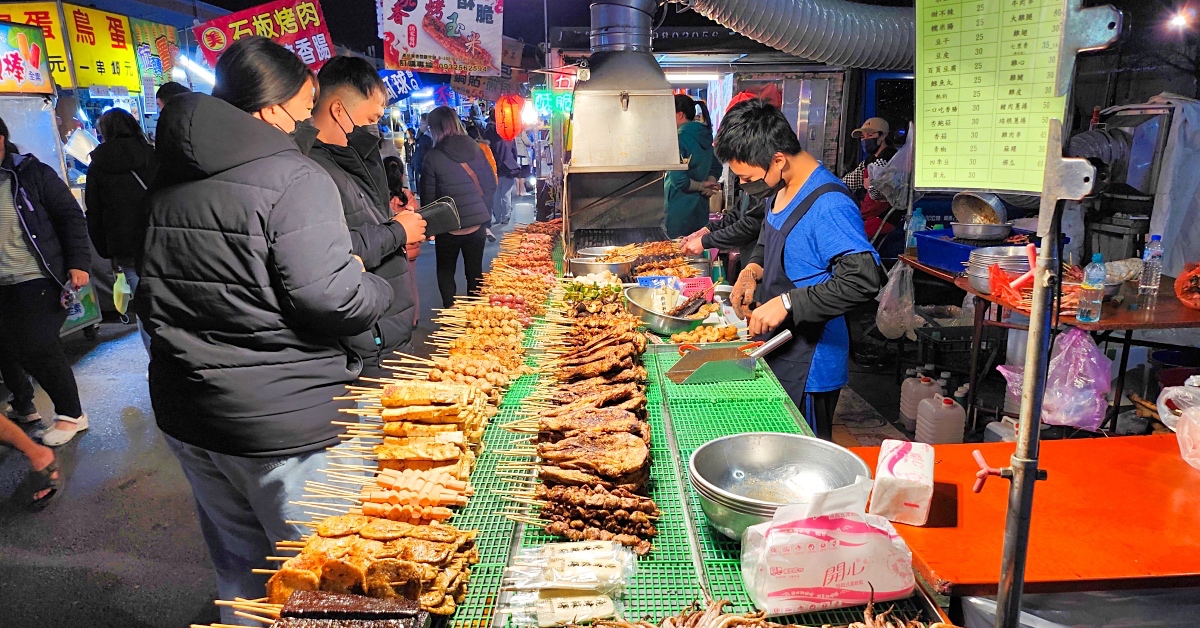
[192,0,334,70]
[381,0,503,76]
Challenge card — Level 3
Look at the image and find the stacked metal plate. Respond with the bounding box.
[967,246,1031,294]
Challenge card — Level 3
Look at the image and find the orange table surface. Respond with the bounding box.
[851,435,1200,597]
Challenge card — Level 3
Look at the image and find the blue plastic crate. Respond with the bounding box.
[914,228,1037,275]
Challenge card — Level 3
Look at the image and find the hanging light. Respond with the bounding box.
[520,98,537,125]
[495,94,524,141]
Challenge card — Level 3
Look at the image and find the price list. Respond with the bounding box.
[915,0,1067,192]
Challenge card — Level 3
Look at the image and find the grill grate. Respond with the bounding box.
[572,227,669,250]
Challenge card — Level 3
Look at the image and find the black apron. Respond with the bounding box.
[755,182,854,409]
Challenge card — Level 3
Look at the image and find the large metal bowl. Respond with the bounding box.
[951,222,1013,240]
[952,191,1008,225]
[968,272,992,294]
[623,286,704,336]
[576,246,622,258]
[568,257,634,280]
[690,479,772,539]
[689,433,871,509]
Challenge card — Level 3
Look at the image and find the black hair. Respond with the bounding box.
[464,121,482,141]
[696,99,712,127]
[155,81,190,103]
[713,98,802,169]
[674,94,696,121]
[428,106,464,144]
[212,36,315,113]
[0,116,19,155]
[97,108,147,145]
[316,55,386,103]
[383,155,408,204]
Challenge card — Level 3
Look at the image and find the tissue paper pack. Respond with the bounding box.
[741,478,915,616]
[868,439,934,526]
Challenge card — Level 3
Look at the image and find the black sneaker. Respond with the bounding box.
[6,400,41,424]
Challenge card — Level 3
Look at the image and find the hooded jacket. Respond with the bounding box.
[665,120,721,238]
[0,151,89,286]
[137,93,393,457]
[85,137,158,262]
[419,134,496,229]
[295,127,416,369]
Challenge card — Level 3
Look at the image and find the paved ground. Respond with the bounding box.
[0,196,904,626]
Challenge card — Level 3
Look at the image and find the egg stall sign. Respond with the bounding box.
[381,0,504,76]
[0,22,53,94]
[63,4,141,92]
[192,0,335,70]
[0,2,72,87]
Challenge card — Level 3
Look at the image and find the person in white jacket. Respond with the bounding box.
[514,127,535,196]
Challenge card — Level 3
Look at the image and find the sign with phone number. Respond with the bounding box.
[914,0,1067,193]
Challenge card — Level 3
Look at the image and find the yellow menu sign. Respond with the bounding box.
[0,2,72,87]
[63,4,140,92]
[915,0,1067,192]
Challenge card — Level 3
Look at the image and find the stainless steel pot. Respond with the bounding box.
[952,191,1008,224]
[568,258,634,279]
[623,286,704,335]
[951,222,1013,240]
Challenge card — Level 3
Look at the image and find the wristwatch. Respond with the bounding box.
[780,292,793,313]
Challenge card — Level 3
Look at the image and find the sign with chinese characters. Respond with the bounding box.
[63,4,140,92]
[381,0,504,76]
[914,0,1067,192]
[378,68,422,103]
[0,21,53,94]
[193,0,334,70]
[449,63,526,101]
[531,87,572,116]
[0,3,72,87]
[130,18,177,89]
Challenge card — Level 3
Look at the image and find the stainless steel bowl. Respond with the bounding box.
[568,257,634,280]
[970,245,1033,261]
[951,222,1013,240]
[691,481,772,539]
[968,272,991,294]
[576,246,621,258]
[623,286,704,336]
[689,433,871,509]
[952,191,1008,225]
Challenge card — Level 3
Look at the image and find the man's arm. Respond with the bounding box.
[786,251,884,324]
[702,194,765,251]
[348,221,407,270]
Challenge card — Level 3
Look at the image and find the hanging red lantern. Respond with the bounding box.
[495,94,524,141]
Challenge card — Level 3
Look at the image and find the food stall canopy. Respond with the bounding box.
[913,0,1068,194]
[193,0,334,70]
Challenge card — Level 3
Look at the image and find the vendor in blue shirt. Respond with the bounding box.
[716,99,885,440]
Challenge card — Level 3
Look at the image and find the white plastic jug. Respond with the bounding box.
[916,395,966,444]
[1157,375,1200,432]
[900,377,942,432]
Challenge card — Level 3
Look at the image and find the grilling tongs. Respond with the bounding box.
[665,329,793,385]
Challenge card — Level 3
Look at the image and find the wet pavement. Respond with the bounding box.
[0,198,535,628]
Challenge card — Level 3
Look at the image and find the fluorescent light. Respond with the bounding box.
[177,56,215,86]
[170,67,187,82]
[520,99,537,125]
[664,73,719,84]
[414,87,434,99]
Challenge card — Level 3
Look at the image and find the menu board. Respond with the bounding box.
[915,0,1068,192]
[0,21,53,94]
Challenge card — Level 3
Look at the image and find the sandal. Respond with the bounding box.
[27,459,60,511]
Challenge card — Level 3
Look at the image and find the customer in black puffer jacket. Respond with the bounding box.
[86,107,158,354]
[294,55,425,377]
[420,105,496,308]
[136,37,392,615]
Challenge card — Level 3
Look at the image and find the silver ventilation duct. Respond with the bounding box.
[688,0,915,70]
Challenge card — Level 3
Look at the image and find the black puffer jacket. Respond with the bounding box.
[138,93,393,457]
[420,134,495,229]
[85,137,157,262]
[1,152,89,286]
[297,130,415,370]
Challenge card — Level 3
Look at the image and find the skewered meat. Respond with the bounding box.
[280,590,424,619]
[539,384,642,416]
[539,508,658,536]
[545,370,648,403]
[381,382,477,408]
[539,409,650,445]
[535,485,661,515]
[538,432,649,478]
[555,342,639,368]
[556,356,635,382]
[538,464,649,492]
[543,521,652,556]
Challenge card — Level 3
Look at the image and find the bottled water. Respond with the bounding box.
[1076,253,1105,323]
[1139,234,1163,297]
[907,207,927,248]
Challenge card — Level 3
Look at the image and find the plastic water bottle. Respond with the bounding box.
[1076,253,1106,323]
[906,208,927,248]
[1138,235,1163,297]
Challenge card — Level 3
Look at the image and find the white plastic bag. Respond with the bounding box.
[996,328,1113,431]
[876,263,917,340]
[741,477,915,616]
[1158,375,1200,470]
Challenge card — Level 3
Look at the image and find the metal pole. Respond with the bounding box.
[993,204,1061,628]
[54,1,81,93]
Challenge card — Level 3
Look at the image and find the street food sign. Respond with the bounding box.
[915,0,1067,192]
[64,4,139,92]
[382,0,503,76]
[0,2,71,86]
[130,18,178,89]
[0,21,53,94]
[379,68,422,103]
[531,87,572,116]
[193,0,334,70]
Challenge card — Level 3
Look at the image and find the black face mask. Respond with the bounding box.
[290,118,319,146]
[861,137,880,155]
[336,104,383,157]
[741,164,785,202]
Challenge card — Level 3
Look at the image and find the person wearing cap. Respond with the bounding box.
[842,117,898,244]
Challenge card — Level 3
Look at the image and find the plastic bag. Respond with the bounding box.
[113,271,132,315]
[741,477,915,616]
[1156,375,1200,431]
[866,122,914,211]
[995,328,1113,431]
[876,263,918,340]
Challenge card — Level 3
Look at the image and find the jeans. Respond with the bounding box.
[164,433,335,625]
[0,278,82,418]
[434,228,486,308]
[117,261,151,355]
[494,176,516,224]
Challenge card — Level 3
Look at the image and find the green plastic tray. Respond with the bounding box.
[450,563,505,628]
